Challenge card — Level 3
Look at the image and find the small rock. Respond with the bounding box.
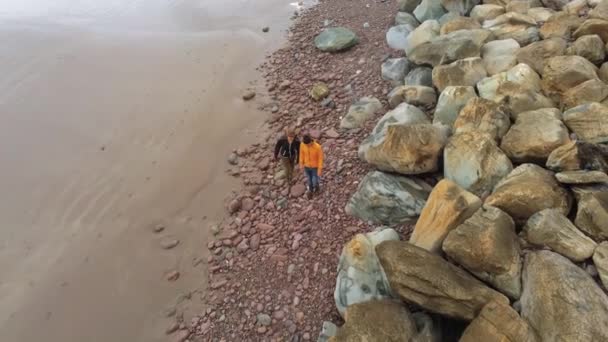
[166,270,180,281]
[227,153,238,165]
[262,26,270,32]
[161,239,180,250]
[242,90,256,101]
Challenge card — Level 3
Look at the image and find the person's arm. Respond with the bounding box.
[299,143,305,169]
[317,145,324,176]
[274,139,281,160]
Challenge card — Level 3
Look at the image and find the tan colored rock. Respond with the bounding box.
[376,240,509,321]
[524,208,597,262]
[521,251,608,342]
[482,39,520,76]
[387,85,437,110]
[444,131,513,197]
[546,140,608,172]
[527,7,555,22]
[500,108,571,163]
[310,83,330,101]
[539,12,583,39]
[562,79,608,110]
[482,12,539,46]
[443,205,522,298]
[601,63,608,83]
[453,97,511,141]
[516,38,567,74]
[334,299,417,342]
[460,300,538,342]
[575,191,608,241]
[410,179,482,253]
[593,242,608,289]
[563,0,589,14]
[573,19,608,43]
[485,164,572,224]
[440,16,481,35]
[432,57,487,92]
[563,102,608,143]
[556,170,608,184]
[566,34,606,66]
[470,4,505,23]
[590,0,608,21]
[404,20,440,56]
[360,123,448,175]
[541,55,599,101]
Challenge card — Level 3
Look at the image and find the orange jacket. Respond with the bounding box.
[299,141,324,175]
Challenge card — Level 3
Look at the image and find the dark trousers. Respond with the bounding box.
[304,167,319,190]
[281,157,294,182]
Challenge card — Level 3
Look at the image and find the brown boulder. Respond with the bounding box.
[546,140,608,172]
[563,102,608,144]
[516,37,567,74]
[460,300,538,342]
[453,97,511,142]
[432,57,488,92]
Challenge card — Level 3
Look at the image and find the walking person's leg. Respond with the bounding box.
[311,168,320,192]
[304,167,313,191]
[282,157,293,184]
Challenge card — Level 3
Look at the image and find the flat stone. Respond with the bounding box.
[562,79,608,110]
[563,102,608,144]
[340,97,383,129]
[556,170,608,184]
[539,12,583,40]
[460,300,538,342]
[314,27,359,52]
[470,4,505,23]
[573,19,608,43]
[408,31,484,67]
[440,16,482,35]
[575,190,608,241]
[593,242,608,289]
[161,239,180,250]
[432,57,487,92]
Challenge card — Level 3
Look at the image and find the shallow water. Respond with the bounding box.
[0,0,297,341]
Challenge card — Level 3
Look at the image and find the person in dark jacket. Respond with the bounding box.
[274,128,300,185]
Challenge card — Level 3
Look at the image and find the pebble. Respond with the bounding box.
[262,26,270,32]
[166,270,180,281]
[165,322,180,335]
[161,239,180,250]
[153,225,165,233]
[242,90,256,101]
[257,313,272,326]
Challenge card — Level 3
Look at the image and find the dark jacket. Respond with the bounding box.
[274,137,300,163]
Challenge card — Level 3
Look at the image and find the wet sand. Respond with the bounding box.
[0,1,296,341]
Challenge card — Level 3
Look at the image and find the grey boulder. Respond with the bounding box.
[314,27,359,52]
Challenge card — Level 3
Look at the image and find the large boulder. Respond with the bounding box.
[524,209,597,262]
[515,37,567,74]
[590,0,608,20]
[440,16,482,35]
[485,164,571,224]
[575,190,608,241]
[444,131,513,197]
[547,140,608,172]
[443,205,522,299]
[334,228,398,317]
[408,34,482,67]
[441,0,480,15]
[381,58,411,86]
[340,97,383,129]
[500,108,571,163]
[410,179,482,253]
[433,86,478,128]
[541,55,599,100]
[432,57,487,92]
[399,0,423,13]
[476,63,541,102]
[453,97,511,142]
[314,27,359,52]
[482,39,520,75]
[376,240,509,321]
[566,34,606,66]
[539,12,583,40]
[521,251,608,341]
[460,300,538,342]
[360,123,448,175]
[561,79,608,110]
[404,67,433,86]
[600,63,608,83]
[556,170,608,184]
[593,242,608,289]
[387,24,415,50]
[404,20,440,56]
[573,19,608,43]
[387,85,437,109]
[345,171,432,225]
[396,11,421,27]
[470,4,505,23]
[414,0,448,22]
[563,102,608,143]
[527,7,555,22]
[334,300,416,342]
[482,12,539,46]
[541,0,570,10]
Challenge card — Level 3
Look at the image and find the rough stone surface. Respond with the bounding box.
[433,86,478,128]
[410,179,482,253]
[485,164,571,224]
[395,11,421,27]
[443,205,521,299]
[333,299,417,342]
[482,12,539,46]
[590,0,608,20]
[521,251,608,342]
[399,0,423,13]
[432,57,487,92]
[405,20,440,56]
[381,58,410,86]
[500,108,571,163]
[541,55,600,99]
[408,34,482,68]
[573,19,608,43]
[575,191,608,241]
[516,37,567,74]
[556,170,608,185]
[377,240,509,321]
[359,123,448,175]
[594,242,608,289]
[444,131,513,198]
[334,228,398,317]
[527,7,555,22]
[524,208,596,262]
[404,67,433,87]
[386,24,415,50]
[470,4,505,23]
[387,85,437,109]
[476,63,541,101]
[563,102,608,144]
[547,140,608,172]
[601,63,608,83]
[340,97,383,129]
[566,34,606,66]
[453,97,511,142]
[414,0,448,22]
[460,300,538,342]
[562,79,608,110]
[440,16,482,35]
[345,171,432,225]
[314,27,359,52]
[482,39,520,75]
[441,0,481,15]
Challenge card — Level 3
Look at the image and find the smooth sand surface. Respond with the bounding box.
[0,0,297,340]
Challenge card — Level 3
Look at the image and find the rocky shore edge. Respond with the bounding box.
[166,0,608,340]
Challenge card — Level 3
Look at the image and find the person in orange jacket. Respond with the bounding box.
[299,133,323,198]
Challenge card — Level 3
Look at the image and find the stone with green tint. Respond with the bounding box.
[314,27,359,52]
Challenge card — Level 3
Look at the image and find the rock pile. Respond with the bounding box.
[326,0,608,340]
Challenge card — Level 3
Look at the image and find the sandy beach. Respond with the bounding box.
[0,1,297,341]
